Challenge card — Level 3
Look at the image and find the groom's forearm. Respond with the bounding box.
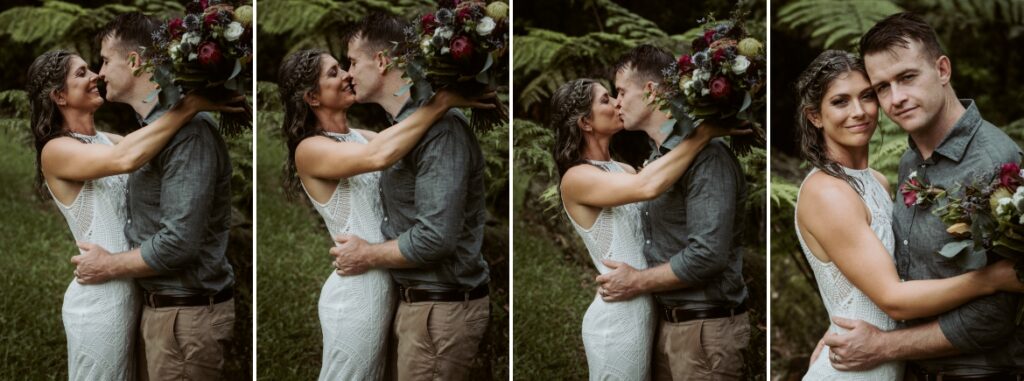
[369,240,417,269]
[637,263,691,293]
[878,320,958,362]
[110,248,159,278]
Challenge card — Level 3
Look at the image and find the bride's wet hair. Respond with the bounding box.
[27,50,78,197]
[550,78,598,177]
[278,49,328,197]
[794,49,868,192]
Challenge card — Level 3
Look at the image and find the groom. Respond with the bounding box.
[329,13,491,381]
[821,12,1024,378]
[70,12,236,380]
[598,44,750,380]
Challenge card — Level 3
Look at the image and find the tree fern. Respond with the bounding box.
[257,0,427,56]
[770,175,800,208]
[776,0,904,50]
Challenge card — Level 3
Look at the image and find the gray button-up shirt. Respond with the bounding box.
[379,98,490,291]
[893,100,1024,373]
[125,104,234,297]
[641,120,748,309]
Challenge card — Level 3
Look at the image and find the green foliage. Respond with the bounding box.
[776,0,904,50]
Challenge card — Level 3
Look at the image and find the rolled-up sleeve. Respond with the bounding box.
[396,124,469,266]
[139,130,218,273]
[938,276,1021,352]
[669,147,738,285]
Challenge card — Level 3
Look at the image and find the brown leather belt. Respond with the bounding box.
[398,284,488,303]
[143,287,233,308]
[658,302,747,323]
[909,365,1023,381]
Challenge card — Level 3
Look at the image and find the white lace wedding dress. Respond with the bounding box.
[303,131,396,381]
[566,160,656,381]
[795,167,903,380]
[50,132,140,380]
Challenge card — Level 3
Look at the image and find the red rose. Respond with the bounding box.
[704,29,716,43]
[712,48,727,63]
[200,0,208,9]
[709,76,731,100]
[450,36,474,60]
[167,18,184,39]
[421,13,437,34]
[1000,162,1020,188]
[457,7,472,23]
[900,183,917,207]
[197,41,223,68]
[677,54,694,73]
[204,12,220,26]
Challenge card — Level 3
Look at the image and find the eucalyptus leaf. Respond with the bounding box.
[937,240,971,258]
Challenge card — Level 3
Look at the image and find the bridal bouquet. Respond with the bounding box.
[396,0,508,130]
[143,0,253,135]
[655,12,765,155]
[931,162,1024,288]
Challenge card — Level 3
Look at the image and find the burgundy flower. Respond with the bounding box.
[709,76,731,100]
[712,48,727,63]
[200,0,208,9]
[450,36,474,60]
[167,18,184,39]
[457,7,473,23]
[677,54,694,73]
[704,29,716,43]
[197,41,223,68]
[900,179,920,207]
[692,35,709,51]
[1000,162,1021,188]
[204,12,220,26]
[421,13,437,34]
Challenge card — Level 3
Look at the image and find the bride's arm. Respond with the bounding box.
[295,89,494,180]
[41,93,244,181]
[560,123,737,208]
[799,174,1018,321]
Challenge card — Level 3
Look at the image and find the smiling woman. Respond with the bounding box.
[0,1,254,379]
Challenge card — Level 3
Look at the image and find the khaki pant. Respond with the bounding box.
[389,296,490,381]
[653,312,749,381]
[138,298,235,381]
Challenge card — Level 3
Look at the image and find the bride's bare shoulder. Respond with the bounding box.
[799,171,862,209]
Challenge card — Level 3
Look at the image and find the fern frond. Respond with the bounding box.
[776,0,903,50]
[771,175,800,208]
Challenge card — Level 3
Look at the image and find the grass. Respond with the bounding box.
[512,220,594,380]
[256,126,509,379]
[0,125,253,378]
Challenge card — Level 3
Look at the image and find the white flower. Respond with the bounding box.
[908,170,918,180]
[224,22,244,42]
[169,42,181,60]
[420,36,432,54]
[188,52,198,62]
[440,47,450,55]
[701,88,710,96]
[683,80,695,97]
[476,17,496,36]
[997,197,1013,215]
[732,56,750,75]
[434,27,453,41]
[182,32,200,46]
[1013,186,1024,212]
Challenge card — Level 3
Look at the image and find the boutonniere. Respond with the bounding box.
[899,171,945,208]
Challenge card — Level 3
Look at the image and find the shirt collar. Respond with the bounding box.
[647,117,694,160]
[907,99,981,163]
[137,99,171,127]
[386,96,420,125]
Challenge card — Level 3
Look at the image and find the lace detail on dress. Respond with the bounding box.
[565,160,655,381]
[304,130,396,381]
[796,166,903,380]
[49,132,139,380]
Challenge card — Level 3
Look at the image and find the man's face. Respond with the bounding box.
[345,36,383,104]
[864,39,949,135]
[614,67,652,131]
[98,36,138,103]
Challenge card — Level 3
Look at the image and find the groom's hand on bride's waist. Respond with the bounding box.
[71,242,115,284]
[823,316,886,371]
[331,234,373,276]
[596,260,644,302]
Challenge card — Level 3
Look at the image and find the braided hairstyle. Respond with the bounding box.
[27,50,77,197]
[795,50,869,192]
[550,78,599,178]
[278,49,328,197]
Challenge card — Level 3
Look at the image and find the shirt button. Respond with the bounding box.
[903,240,908,245]
[645,240,651,244]
[920,165,925,168]
[644,211,649,216]
[384,217,388,221]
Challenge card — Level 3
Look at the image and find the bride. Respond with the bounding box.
[793,50,1024,380]
[549,78,744,380]
[27,50,243,380]
[276,49,493,380]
